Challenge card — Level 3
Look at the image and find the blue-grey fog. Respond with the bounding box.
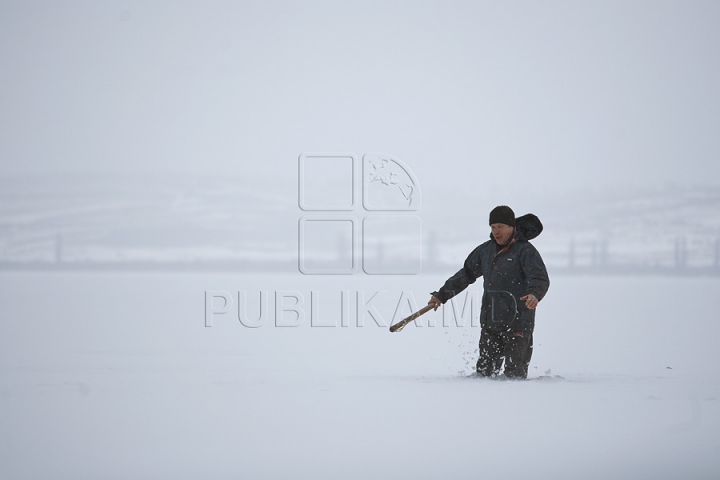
[1,1,719,186]
[1,0,719,272]
[1,2,720,479]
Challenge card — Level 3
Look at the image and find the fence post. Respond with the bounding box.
[675,236,687,269]
[426,230,437,271]
[599,238,608,268]
[55,233,63,264]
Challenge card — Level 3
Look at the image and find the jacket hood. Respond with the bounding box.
[515,213,543,241]
[488,213,543,244]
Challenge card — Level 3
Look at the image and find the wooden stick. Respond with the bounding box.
[389,304,435,333]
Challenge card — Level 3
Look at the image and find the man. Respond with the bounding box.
[428,206,549,379]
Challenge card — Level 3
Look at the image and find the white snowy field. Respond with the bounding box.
[1,271,719,479]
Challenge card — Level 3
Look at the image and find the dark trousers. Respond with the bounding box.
[476,327,533,379]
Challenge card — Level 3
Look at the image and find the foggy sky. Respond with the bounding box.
[1,1,719,191]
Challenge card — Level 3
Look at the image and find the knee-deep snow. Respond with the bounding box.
[1,272,719,479]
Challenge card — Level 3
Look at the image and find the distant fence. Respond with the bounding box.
[497,235,720,276]
[1,232,719,276]
[423,233,720,276]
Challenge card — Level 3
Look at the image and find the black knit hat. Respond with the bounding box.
[489,205,515,227]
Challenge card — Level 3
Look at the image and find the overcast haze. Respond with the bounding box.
[1,1,719,191]
[2,3,720,478]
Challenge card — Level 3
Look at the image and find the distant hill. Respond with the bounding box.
[0,174,718,275]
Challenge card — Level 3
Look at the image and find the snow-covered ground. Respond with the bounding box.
[1,271,719,479]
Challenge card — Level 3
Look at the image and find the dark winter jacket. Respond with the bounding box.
[431,214,550,333]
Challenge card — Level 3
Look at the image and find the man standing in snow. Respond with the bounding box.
[428,206,550,379]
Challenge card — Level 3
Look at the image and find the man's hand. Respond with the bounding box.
[428,295,441,311]
[519,294,539,310]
